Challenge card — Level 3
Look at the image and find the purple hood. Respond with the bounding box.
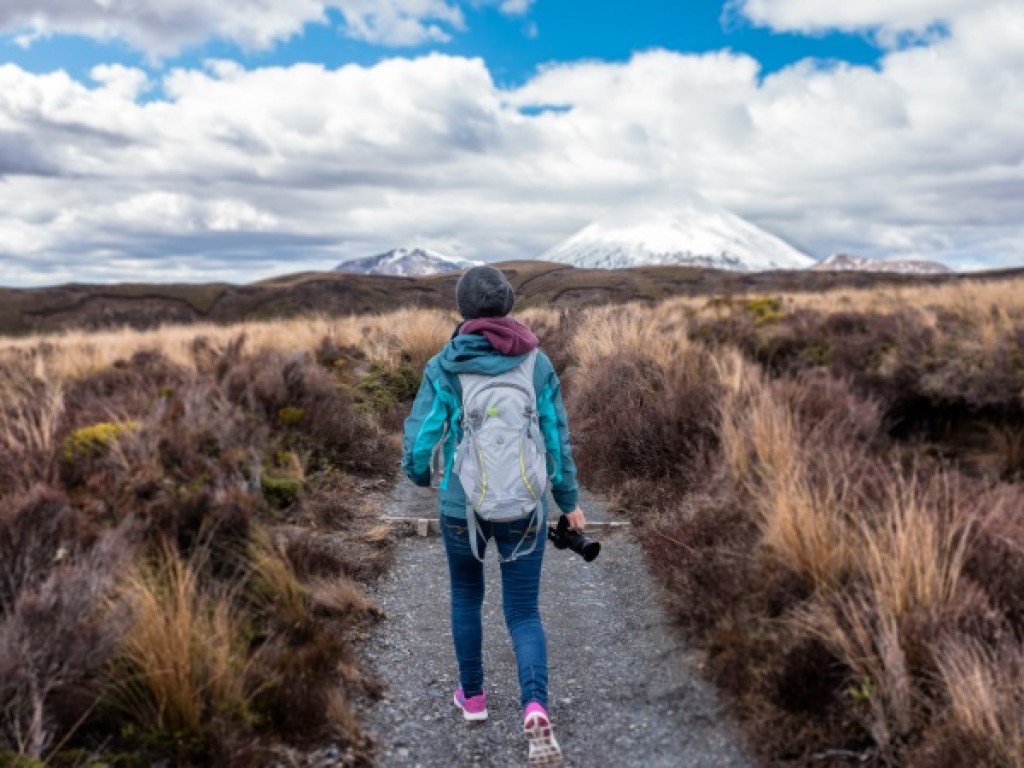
[458,317,539,357]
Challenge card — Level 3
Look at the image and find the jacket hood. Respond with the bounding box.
[437,330,532,375]
[459,317,539,356]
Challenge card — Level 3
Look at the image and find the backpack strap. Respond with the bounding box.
[466,504,485,564]
[464,502,546,565]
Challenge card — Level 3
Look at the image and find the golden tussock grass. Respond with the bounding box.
[247,528,308,629]
[936,641,1024,763]
[569,302,693,371]
[859,479,973,621]
[0,307,459,388]
[325,688,363,743]
[760,467,857,591]
[801,594,913,753]
[0,381,64,457]
[109,543,259,735]
[308,576,378,617]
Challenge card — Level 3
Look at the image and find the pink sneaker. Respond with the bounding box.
[523,702,563,767]
[453,685,488,722]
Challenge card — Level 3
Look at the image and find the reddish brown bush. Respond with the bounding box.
[565,309,1024,765]
[0,488,131,757]
[568,349,720,501]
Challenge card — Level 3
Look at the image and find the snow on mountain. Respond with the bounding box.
[335,248,481,277]
[810,254,953,275]
[542,196,814,272]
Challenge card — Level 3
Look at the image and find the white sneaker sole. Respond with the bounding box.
[524,714,563,767]
[453,691,488,722]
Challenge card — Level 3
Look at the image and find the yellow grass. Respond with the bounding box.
[325,688,363,743]
[0,308,459,387]
[760,467,856,590]
[308,576,377,616]
[569,301,694,371]
[110,544,258,734]
[590,278,1024,361]
[937,641,1024,763]
[247,528,308,628]
[0,381,64,457]
[712,350,800,482]
[860,479,972,619]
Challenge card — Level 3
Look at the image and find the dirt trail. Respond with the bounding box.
[358,480,754,767]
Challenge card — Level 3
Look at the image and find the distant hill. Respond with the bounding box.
[336,247,480,276]
[2,261,1019,338]
[543,195,814,272]
[811,254,953,275]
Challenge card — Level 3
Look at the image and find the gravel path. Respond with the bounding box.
[358,480,754,767]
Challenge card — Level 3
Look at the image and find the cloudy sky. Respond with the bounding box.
[1,0,1022,285]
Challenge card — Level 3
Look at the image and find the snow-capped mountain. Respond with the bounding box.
[542,196,814,272]
[336,248,480,277]
[810,254,953,275]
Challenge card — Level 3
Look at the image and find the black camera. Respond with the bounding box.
[547,515,601,562]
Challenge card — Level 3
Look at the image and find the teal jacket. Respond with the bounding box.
[402,331,579,520]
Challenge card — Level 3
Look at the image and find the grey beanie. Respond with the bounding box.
[456,265,515,319]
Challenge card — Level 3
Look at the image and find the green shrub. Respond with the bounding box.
[262,475,303,509]
[355,364,420,414]
[63,420,139,460]
[743,296,785,327]
[277,406,306,426]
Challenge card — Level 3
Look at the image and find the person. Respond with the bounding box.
[402,265,584,767]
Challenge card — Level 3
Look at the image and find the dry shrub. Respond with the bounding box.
[0,316,404,766]
[986,422,1024,480]
[254,629,349,739]
[217,339,389,475]
[640,488,758,641]
[60,350,187,426]
[774,372,883,450]
[0,487,131,758]
[517,307,575,375]
[569,347,719,501]
[0,487,100,613]
[963,484,1024,634]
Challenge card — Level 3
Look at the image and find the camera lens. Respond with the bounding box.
[580,539,601,562]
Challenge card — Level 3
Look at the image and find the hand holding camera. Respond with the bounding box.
[547,509,601,562]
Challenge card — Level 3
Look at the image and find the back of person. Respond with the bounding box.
[402,265,584,767]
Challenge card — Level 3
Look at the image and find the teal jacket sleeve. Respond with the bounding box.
[402,367,449,487]
[535,352,579,514]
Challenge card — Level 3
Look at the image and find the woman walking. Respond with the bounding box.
[402,265,584,767]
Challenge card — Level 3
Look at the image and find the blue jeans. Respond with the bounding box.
[441,512,548,709]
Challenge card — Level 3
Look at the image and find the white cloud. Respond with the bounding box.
[1,2,1023,284]
[497,0,534,16]
[733,0,1001,44]
[333,0,465,46]
[0,0,471,56]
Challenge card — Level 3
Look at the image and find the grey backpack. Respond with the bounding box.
[454,349,549,563]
